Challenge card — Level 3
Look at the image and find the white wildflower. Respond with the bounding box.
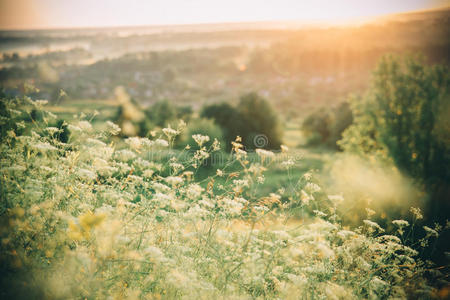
[192,134,210,147]
[392,220,409,228]
[305,182,321,193]
[410,207,423,220]
[281,159,294,168]
[155,139,169,147]
[114,149,136,162]
[142,169,155,178]
[164,176,184,186]
[256,148,275,159]
[423,226,438,237]
[186,184,203,199]
[313,210,327,217]
[163,126,178,138]
[363,220,384,232]
[67,124,82,132]
[77,168,97,181]
[125,137,143,150]
[106,121,121,135]
[45,127,60,135]
[77,121,92,131]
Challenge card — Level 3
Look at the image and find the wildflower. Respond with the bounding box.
[301,190,312,205]
[281,159,294,168]
[155,139,169,147]
[194,149,209,161]
[153,192,172,203]
[125,137,143,150]
[77,168,97,181]
[211,138,221,151]
[186,184,203,199]
[68,124,82,132]
[257,175,265,184]
[313,210,327,217]
[366,208,376,217]
[78,121,92,131]
[144,246,165,262]
[164,176,184,186]
[235,148,247,156]
[363,220,384,232]
[305,182,321,193]
[163,126,178,138]
[392,220,409,228]
[256,148,275,159]
[114,149,136,162]
[142,169,155,178]
[170,162,184,172]
[167,269,190,290]
[280,145,289,152]
[423,226,438,237]
[303,172,312,180]
[45,127,60,135]
[192,134,210,147]
[106,121,121,135]
[216,169,224,177]
[410,207,423,220]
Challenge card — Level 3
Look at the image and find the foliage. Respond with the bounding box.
[179,118,224,150]
[145,99,178,128]
[0,95,445,299]
[202,93,282,150]
[339,55,450,220]
[302,102,353,149]
[201,102,245,151]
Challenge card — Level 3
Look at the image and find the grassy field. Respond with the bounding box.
[1,96,443,299]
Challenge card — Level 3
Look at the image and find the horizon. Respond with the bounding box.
[0,0,448,31]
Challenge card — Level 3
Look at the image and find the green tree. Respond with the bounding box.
[237,92,282,150]
[146,100,177,128]
[339,55,450,219]
[202,93,282,150]
[201,102,244,151]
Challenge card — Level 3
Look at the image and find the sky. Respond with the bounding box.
[0,0,448,30]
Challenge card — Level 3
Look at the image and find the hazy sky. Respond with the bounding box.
[0,0,448,30]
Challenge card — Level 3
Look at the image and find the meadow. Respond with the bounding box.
[1,7,449,300]
[0,96,445,299]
